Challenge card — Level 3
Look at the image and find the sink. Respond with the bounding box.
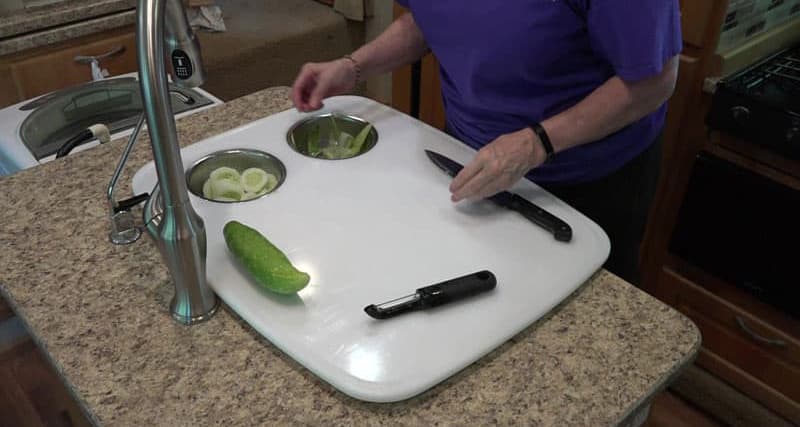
[0,73,222,176]
[131,95,610,402]
[20,77,214,161]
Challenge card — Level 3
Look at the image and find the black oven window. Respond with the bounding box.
[669,152,799,318]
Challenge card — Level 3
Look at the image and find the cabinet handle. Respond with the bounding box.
[735,316,786,347]
[74,46,126,64]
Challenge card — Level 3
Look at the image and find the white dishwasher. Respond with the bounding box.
[0,72,222,176]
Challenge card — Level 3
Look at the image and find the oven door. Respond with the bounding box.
[669,151,799,318]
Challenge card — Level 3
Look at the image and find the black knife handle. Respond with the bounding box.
[509,193,572,242]
[418,270,497,308]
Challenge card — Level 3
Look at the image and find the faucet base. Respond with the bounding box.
[108,210,142,245]
[170,296,220,325]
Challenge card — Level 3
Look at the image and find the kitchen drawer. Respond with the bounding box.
[0,26,136,108]
[659,267,800,422]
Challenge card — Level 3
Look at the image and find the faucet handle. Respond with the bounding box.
[165,0,207,88]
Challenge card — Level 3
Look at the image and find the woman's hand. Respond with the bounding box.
[450,127,547,202]
[290,58,357,112]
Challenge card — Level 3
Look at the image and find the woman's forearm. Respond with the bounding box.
[349,13,429,79]
[542,56,680,154]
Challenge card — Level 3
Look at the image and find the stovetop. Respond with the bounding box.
[723,46,800,114]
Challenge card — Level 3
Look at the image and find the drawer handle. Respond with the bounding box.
[735,316,786,347]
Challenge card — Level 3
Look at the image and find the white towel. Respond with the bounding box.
[186,5,227,32]
[334,0,372,22]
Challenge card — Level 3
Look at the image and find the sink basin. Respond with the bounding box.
[0,73,222,176]
[20,77,214,161]
[131,96,610,402]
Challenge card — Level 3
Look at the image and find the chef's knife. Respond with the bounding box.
[364,270,497,319]
[425,150,573,242]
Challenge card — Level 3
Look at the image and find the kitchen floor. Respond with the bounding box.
[0,296,724,427]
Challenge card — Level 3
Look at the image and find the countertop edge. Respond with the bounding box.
[0,0,135,39]
[0,9,134,56]
[614,292,703,426]
[0,281,102,427]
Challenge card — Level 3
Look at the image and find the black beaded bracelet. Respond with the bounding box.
[530,122,554,163]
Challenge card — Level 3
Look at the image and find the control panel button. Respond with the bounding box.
[171,50,193,80]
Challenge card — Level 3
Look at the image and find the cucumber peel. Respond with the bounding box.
[223,221,310,294]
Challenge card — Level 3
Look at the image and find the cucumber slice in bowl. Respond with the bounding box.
[210,178,244,201]
[187,149,286,203]
[210,166,241,183]
[240,167,269,193]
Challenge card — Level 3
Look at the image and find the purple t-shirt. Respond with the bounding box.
[395,0,682,184]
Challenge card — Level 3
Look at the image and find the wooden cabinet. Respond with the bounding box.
[0,25,137,109]
[653,261,800,422]
[640,0,800,424]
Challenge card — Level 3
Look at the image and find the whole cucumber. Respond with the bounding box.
[223,221,310,294]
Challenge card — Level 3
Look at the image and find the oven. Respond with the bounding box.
[669,36,800,320]
[669,150,799,319]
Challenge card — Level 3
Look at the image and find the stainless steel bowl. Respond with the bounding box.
[286,113,378,160]
[185,148,286,203]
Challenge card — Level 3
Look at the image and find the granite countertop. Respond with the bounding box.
[0,0,135,56]
[0,87,701,426]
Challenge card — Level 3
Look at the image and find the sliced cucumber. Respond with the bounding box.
[263,173,278,193]
[210,178,244,201]
[240,167,268,193]
[202,179,213,199]
[210,166,241,183]
[202,166,277,201]
[240,191,261,201]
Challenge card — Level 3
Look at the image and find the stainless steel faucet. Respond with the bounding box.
[136,0,219,324]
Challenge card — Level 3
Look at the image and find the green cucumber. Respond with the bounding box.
[223,221,310,294]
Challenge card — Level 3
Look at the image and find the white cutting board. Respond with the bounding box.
[132,96,609,403]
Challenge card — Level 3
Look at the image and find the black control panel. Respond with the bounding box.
[171,50,193,80]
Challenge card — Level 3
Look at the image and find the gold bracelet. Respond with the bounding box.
[343,54,361,84]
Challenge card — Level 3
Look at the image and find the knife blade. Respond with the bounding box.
[425,150,573,242]
[364,270,497,319]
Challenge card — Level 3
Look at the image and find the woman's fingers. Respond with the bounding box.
[450,130,542,202]
[291,63,320,111]
[291,60,355,111]
[307,72,333,111]
[450,156,489,202]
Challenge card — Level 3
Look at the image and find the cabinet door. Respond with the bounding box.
[656,266,800,423]
[1,26,136,107]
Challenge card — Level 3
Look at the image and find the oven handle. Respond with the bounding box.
[735,316,787,347]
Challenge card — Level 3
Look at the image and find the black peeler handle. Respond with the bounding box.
[418,270,497,308]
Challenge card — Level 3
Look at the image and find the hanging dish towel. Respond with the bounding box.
[334,0,371,21]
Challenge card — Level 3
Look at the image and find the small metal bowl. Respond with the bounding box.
[287,113,378,160]
[185,149,286,203]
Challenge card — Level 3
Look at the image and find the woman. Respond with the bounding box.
[290,1,682,285]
